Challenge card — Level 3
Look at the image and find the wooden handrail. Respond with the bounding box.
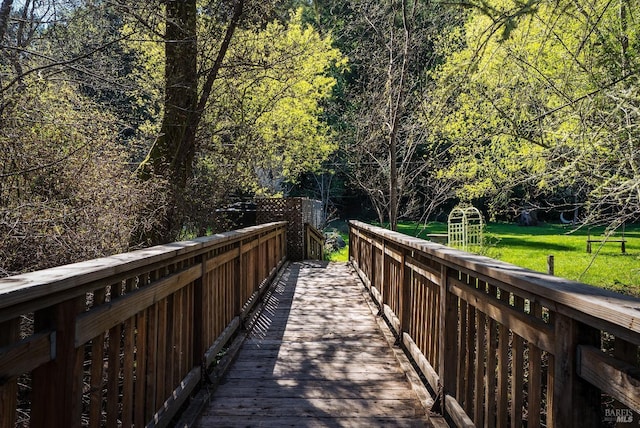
[349,220,640,427]
[304,223,325,260]
[0,221,287,427]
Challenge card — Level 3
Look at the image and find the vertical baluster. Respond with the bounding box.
[145,269,159,420]
[159,281,171,405]
[484,284,498,428]
[474,310,486,424]
[106,283,123,427]
[510,296,525,428]
[438,265,458,417]
[31,296,85,427]
[134,301,148,428]
[496,289,510,428]
[465,304,476,415]
[88,288,107,428]
[122,278,136,427]
[400,250,411,341]
[0,318,20,428]
[528,301,543,428]
[485,320,497,427]
[457,297,468,403]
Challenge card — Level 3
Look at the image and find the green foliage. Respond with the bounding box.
[430,0,640,223]
[0,79,159,274]
[200,10,346,196]
[120,17,165,151]
[326,244,349,262]
[324,229,349,262]
[116,4,346,236]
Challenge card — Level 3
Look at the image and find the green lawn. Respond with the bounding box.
[327,221,640,295]
[399,223,640,295]
[326,243,349,262]
[479,222,640,295]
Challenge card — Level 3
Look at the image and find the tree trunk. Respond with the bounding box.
[0,0,12,95]
[143,0,198,244]
[389,134,398,231]
[0,0,12,43]
[386,0,413,232]
[137,0,245,245]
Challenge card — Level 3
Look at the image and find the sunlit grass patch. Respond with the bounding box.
[397,221,640,295]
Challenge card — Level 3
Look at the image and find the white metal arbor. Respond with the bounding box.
[448,206,484,249]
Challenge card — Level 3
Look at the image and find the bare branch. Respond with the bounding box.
[1,31,138,93]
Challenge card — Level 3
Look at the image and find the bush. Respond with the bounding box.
[0,81,164,275]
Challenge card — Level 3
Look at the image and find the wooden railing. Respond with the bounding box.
[0,222,287,428]
[349,220,640,427]
[304,223,325,260]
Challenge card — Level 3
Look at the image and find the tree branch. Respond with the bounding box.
[0,141,91,178]
[0,32,137,92]
[196,0,244,116]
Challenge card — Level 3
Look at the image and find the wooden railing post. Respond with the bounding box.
[551,314,601,427]
[400,250,412,337]
[438,265,458,407]
[31,297,85,428]
[0,319,19,428]
[381,240,387,306]
[348,225,354,262]
[235,242,243,316]
[193,254,205,365]
[365,231,373,290]
[612,337,640,422]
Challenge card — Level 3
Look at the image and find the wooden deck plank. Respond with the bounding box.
[200,397,426,417]
[210,383,419,399]
[233,352,397,363]
[197,416,431,427]
[196,262,433,427]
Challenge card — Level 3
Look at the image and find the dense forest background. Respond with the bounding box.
[1,0,639,275]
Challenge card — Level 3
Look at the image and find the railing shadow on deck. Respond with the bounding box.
[0,222,287,427]
[349,220,640,428]
[200,261,370,423]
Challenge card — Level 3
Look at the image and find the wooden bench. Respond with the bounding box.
[586,227,626,253]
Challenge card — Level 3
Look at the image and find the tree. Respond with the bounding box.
[0,78,162,275]
[0,0,12,46]
[124,3,343,237]
[431,0,640,226]
[185,9,344,232]
[316,0,460,229]
[130,0,245,243]
[0,1,166,274]
[0,0,342,275]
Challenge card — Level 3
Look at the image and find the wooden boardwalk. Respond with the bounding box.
[195,261,434,427]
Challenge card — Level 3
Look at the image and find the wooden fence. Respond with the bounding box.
[0,222,287,428]
[349,220,640,427]
[256,198,324,261]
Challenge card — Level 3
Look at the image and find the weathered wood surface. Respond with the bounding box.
[349,220,640,428]
[196,261,433,427]
[0,222,287,428]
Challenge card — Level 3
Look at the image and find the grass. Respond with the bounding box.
[478,222,640,295]
[325,221,640,294]
[326,242,349,262]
